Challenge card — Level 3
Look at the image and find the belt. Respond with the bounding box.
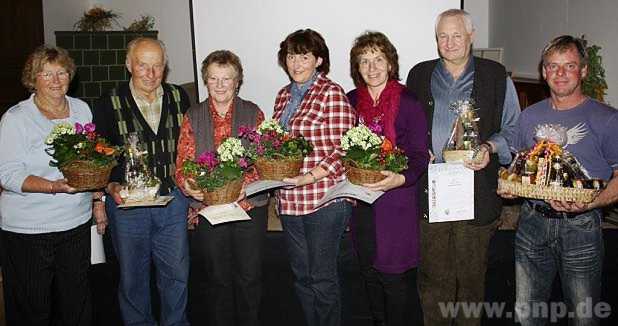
[531,203,579,219]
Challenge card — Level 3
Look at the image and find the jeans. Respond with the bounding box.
[280,201,352,326]
[107,188,190,326]
[189,205,268,326]
[418,218,498,326]
[515,202,604,326]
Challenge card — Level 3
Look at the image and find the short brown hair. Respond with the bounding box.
[22,45,76,92]
[201,50,244,90]
[278,29,330,76]
[349,31,400,88]
[542,35,588,67]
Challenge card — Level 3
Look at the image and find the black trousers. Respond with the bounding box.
[352,203,422,326]
[189,205,268,326]
[1,221,92,326]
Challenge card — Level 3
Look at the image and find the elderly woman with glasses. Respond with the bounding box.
[175,50,267,326]
[0,45,106,325]
[272,29,356,326]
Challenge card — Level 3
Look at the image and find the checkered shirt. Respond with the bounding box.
[273,73,355,215]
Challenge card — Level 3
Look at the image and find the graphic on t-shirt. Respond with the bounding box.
[534,122,587,148]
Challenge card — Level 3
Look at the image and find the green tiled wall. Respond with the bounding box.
[55,31,158,108]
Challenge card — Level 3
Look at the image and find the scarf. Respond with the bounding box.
[356,80,404,144]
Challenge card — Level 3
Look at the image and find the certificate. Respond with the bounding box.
[316,180,384,206]
[198,202,251,225]
[428,163,474,223]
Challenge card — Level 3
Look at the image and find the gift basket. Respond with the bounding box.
[442,99,484,163]
[46,122,120,191]
[183,137,250,205]
[239,120,312,181]
[341,125,408,185]
[119,133,161,203]
[498,124,604,203]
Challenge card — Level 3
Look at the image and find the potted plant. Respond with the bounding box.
[341,125,408,185]
[182,137,251,205]
[580,36,608,102]
[46,122,121,190]
[239,119,313,181]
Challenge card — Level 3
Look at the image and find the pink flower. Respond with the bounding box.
[368,122,383,135]
[238,125,251,137]
[238,157,248,168]
[74,122,84,134]
[272,139,282,149]
[256,145,265,155]
[196,151,218,169]
[84,122,96,133]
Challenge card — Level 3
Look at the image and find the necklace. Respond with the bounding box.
[35,95,69,120]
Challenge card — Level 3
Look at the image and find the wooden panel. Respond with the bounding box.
[512,77,550,109]
[0,0,44,116]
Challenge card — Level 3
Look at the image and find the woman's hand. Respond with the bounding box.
[236,182,247,202]
[283,173,314,187]
[51,178,77,194]
[93,202,108,234]
[183,179,204,202]
[362,171,405,192]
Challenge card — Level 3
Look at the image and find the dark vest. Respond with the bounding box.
[406,57,507,225]
[187,97,268,207]
[108,84,185,195]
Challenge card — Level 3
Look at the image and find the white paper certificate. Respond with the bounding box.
[317,180,384,206]
[90,225,106,265]
[198,202,251,225]
[428,163,474,223]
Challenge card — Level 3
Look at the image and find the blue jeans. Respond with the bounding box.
[107,188,190,326]
[280,201,352,326]
[515,201,604,326]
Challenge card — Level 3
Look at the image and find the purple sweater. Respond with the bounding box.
[348,87,429,273]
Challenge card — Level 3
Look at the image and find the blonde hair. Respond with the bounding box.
[22,45,76,92]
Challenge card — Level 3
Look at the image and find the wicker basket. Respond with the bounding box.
[60,160,113,191]
[255,157,303,181]
[498,178,599,203]
[344,162,386,185]
[443,150,474,163]
[202,178,243,206]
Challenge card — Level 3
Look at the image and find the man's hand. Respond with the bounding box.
[464,144,491,171]
[548,199,589,214]
[106,182,124,204]
[497,187,518,199]
[362,171,405,192]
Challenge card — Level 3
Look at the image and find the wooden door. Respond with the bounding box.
[0,0,44,116]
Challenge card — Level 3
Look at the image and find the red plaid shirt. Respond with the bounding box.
[273,73,355,215]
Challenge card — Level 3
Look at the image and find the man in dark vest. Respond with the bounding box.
[406,9,520,326]
[93,37,191,326]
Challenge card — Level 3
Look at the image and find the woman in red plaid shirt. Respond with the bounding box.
[273,29,356,326]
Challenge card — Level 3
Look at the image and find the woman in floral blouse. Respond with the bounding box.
[175,50,266,326]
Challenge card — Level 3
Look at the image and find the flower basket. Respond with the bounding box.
[255,157,303,181]
[498,178,599,203]
[202,178,243,205]
[344,161,386,185]
[60,160,113,191]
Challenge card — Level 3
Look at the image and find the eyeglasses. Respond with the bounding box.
[38,71,70,81]
[206,76,235,86]
[544,62,581,73]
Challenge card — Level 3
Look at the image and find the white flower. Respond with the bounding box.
[217,137,245,162]
[341,125,382,151]
[257,119,284,135]
[46,122,75,144]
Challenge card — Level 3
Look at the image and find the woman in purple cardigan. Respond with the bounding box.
[347,31,429,326]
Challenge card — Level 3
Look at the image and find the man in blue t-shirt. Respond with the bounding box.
[502,35,618,325]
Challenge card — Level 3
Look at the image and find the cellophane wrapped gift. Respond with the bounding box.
[119,133,161,203]
[442,99,483,162]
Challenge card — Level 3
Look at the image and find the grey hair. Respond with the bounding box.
[435,9,475,35]
[126,37,168,64]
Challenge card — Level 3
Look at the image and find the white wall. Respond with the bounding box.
[490,0,618,105]
[192,0,459,116]
[464,0,490,48]
[42,0,194,84]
